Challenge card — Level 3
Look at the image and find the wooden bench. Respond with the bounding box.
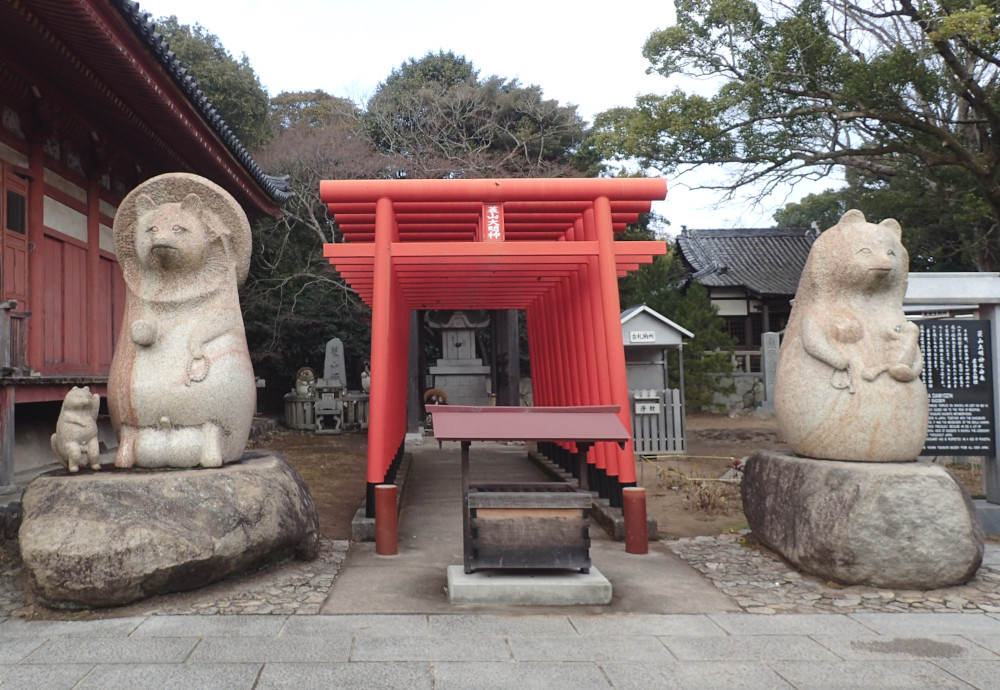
[428,405,629,574]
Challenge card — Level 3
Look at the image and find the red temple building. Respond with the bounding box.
[0,0,289,486]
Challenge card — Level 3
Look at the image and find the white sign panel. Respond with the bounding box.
[634,402,661,415]
[629,330,656,344]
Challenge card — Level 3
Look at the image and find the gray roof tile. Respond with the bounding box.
[115,1,294,203]
[676,228,816,297]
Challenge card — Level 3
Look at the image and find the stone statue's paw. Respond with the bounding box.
[187,356,209,384]
[130,320,156,347]
[200,454,223,468]
[830,369,852,390]
[114,443,135,469]
[889,363,920,382]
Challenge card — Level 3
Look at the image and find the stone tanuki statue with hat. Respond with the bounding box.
[19,173,319,610]
[108,172,257,468]
[742,210,984,590]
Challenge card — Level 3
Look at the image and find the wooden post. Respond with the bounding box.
[461,441,473,573]
[0,302,15,490]
[406,310,421,433]
[375,484,399,556]
[623,487,648,554]
[0,384,13,489]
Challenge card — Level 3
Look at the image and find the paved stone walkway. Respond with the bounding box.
[2,535,1000,619]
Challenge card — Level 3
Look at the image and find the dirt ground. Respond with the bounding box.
[254,413,986,541]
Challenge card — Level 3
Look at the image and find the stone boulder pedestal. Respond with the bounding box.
[19,453,319,609]
[742,451,984,589]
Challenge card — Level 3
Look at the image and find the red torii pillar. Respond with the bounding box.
[366,198,410,511]
[594,196,638,494]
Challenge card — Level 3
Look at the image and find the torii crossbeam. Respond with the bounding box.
[320,177,668,513]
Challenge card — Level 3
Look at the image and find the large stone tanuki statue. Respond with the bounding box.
[19,173,319,610]
[775,210,928,462]
[743,210,983,590]
[108,173,256,468]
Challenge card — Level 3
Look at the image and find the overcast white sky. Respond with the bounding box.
[137,0,830,232]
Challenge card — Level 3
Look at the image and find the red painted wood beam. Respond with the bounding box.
[320,178,666,204]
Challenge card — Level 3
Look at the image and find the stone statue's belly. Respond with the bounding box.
[775,341,928,461]
[109,309,255,465]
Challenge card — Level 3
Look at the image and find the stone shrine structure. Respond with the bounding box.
[743,210,984,589]
[19,173,319,609]
[322,337,347,388]
[427,310,492,406]
[315,337,347,433]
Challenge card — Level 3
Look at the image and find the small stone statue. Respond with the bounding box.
[775,210,928,461]
[360,360,371,394]
[108,173,256,469]
[50,386,101,473]
[294,367,316,397]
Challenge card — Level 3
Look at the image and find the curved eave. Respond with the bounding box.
[2,0,287,216]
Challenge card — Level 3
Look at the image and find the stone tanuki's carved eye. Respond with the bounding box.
[856,247,872,255]
[172,224,188,234]
[146,225,157,234]
[887,249,895,256]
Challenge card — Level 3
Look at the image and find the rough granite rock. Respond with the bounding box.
[742,450,984,589]
[18,453,319,609]
[774,210,928,461]
[108,173,256,469]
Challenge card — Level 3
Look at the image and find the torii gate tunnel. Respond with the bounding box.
[320,178,668,512]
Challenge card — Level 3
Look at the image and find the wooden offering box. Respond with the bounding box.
[428,406,629,575]
[466,482,592,573]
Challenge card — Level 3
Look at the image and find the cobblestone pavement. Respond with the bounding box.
[3,534,1000,618]
[668,532,1000,615]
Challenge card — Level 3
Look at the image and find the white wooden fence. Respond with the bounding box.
[630,388,686,454]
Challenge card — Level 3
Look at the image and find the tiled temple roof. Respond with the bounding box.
[115,1,293,203]
[676,227,816,298]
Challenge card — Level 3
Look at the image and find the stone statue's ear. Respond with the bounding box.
[879,218,902,239]
[135,194,157,218]
[838,209,867,227]
[180,193,203,214]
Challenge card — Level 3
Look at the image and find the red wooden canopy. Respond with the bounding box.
[428,405,630,444]
[321,178,667,507]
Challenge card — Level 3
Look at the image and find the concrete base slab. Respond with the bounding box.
[975,499,1000,535]
[446,565,612,605]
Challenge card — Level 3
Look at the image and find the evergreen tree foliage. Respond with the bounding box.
[154,16,272,150]
[595,0,1000,269]
[774,170,982,271]
[618,222,735,411]
[364,51,594,178]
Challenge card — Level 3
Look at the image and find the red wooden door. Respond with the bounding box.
[1,170,28,308]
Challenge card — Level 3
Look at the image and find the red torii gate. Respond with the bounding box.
[320,178,667,514]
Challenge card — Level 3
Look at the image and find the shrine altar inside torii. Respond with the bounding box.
[319,178,668,516]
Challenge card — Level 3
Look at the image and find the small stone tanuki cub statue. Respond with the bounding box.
[775,210,928,462]
[108,173,255,469]
[51,386,101,473]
